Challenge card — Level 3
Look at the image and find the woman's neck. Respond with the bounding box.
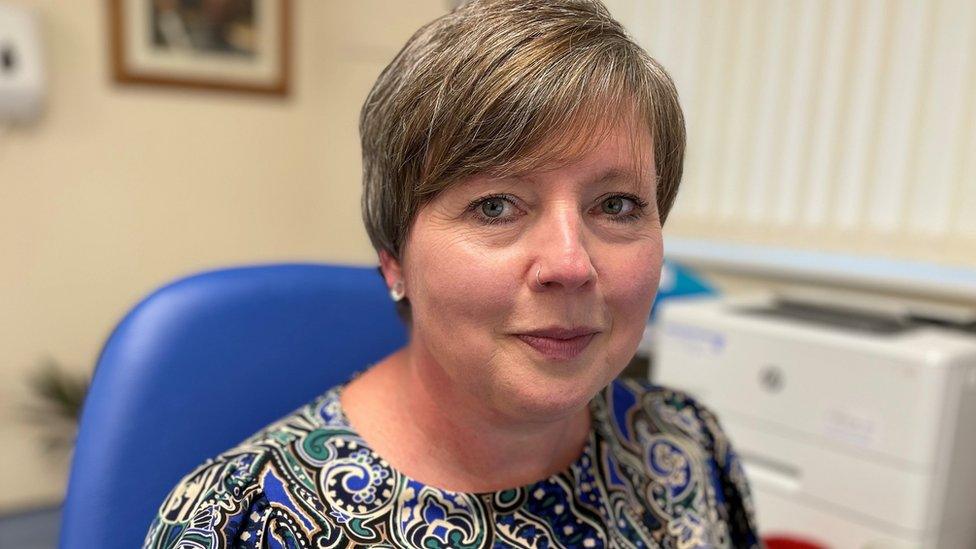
[340,347,592,493]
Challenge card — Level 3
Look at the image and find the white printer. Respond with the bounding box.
[652,294,976,548]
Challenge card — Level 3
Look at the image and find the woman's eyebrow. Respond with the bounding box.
[458,167,651,192]
[588,167,649,193]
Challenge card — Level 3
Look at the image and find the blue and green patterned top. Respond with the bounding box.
[144,378,760,548]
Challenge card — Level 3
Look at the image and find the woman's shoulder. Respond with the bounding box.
[595,377,761,547]
[144,386,353,548]
[190,385,354,474]
[597,377,725,452]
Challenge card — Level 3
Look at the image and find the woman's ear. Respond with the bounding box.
[378,249,404,291]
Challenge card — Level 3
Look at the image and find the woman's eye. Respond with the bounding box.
[602,196,627,215]
[481,197,508,218]
[468,194,519,224]
[600,195,637,216]
[595,194,649,223]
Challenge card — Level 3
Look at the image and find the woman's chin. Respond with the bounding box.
[491,372,604,422]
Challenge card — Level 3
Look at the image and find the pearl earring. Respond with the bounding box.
[389,280,406,302]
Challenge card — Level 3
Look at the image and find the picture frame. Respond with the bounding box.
[109,0,291,96]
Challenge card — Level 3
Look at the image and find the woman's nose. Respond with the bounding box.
[531,210,597,292]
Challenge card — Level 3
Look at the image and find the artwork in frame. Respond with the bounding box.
[109,0,290,96]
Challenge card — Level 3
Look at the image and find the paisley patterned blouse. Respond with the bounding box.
[144,378,760,548]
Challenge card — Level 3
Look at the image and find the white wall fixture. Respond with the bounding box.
[0,4,44,123]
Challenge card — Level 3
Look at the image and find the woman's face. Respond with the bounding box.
[390,113,663,422]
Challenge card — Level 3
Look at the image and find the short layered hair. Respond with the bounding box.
[361,0,685,280]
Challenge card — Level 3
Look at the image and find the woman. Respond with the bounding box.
[144,0,760,547]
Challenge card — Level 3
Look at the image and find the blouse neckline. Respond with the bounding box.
[324,382,606,497]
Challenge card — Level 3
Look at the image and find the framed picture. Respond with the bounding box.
[109,0,290,96]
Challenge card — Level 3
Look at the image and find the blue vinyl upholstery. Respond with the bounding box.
[59,263,407,549]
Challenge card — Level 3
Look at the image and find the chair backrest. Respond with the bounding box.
[59,263,407,549]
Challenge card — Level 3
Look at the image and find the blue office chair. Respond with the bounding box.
[59,263,407,549]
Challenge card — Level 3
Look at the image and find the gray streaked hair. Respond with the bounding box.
[360,0,685,315]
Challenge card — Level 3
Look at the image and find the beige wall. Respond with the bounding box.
[0,0,445,513]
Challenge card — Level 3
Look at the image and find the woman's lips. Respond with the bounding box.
[515,332,596,360]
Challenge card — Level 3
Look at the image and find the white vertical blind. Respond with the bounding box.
[744,0,792,225]
[833,0,886,232]
[775,0,822,227]
[869,0,929,235]
[801,0,853,229]
[611,0,976,268]
[690,0,735,220]
[908,0,975,236]
[960,79,976,237]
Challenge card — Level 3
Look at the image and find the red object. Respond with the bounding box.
[764,535,830,549]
